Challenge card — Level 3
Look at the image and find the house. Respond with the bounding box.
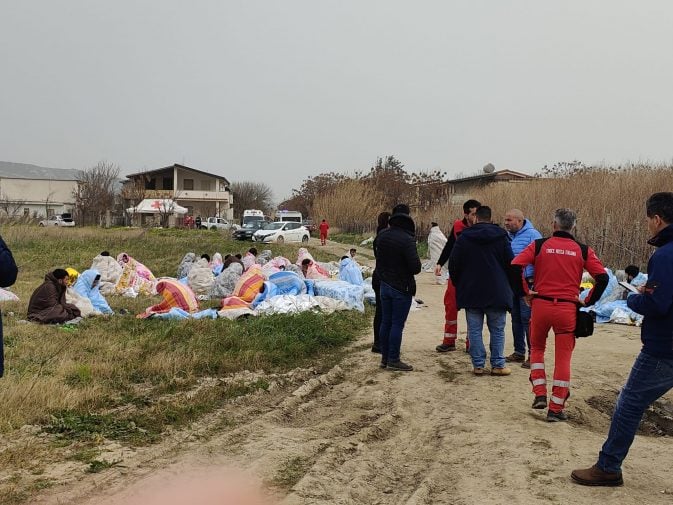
[447,169,533,200]
[413,169,535,209]
[0,161,78,218]
[123,164,234,226]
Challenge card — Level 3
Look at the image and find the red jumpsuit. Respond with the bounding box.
[439,219,468,348]
[319,221,329,245]
[512,232,606,412]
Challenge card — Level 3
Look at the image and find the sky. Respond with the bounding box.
[1,1,672,202]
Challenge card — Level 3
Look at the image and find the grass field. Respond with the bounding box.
[0,225,369,503]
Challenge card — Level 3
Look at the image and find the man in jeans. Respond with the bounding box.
[374,204,422,371]
[572,192,673,486]
[448,206,519,375]
[504,209,542,369]
[435,199,481,352]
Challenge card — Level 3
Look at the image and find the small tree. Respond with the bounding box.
[120,179,147,225]
[74,161,121,226]
[230,181,274,219]
[0,191,26,219]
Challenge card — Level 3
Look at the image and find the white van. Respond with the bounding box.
[274,210,303,223]
[242,209,265,226]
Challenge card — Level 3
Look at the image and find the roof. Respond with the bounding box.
[0,161,80,181]
[125,164,231,185]
[447,169,533,185]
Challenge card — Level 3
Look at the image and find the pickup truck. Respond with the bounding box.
[200,217,232,231]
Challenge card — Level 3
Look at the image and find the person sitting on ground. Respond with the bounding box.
[349,248,357,259]
[73,269,114,315]
[223,254,244,270]
[201,253,211,263]
[92,251,123,295]
[242,248,258,271]
[625,265,639,283]
[27,269,82,324]
[339,255,364,286]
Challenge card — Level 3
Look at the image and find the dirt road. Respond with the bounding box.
[36,244,673,504]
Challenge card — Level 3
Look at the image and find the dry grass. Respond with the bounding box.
[0,225,369,503]
[310,164,673,267]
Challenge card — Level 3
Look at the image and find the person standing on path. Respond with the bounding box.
[374,204,421,371]
[319,219,330,246]
[434,199,481,353]
[572,192,673,486]
[371,212,391,354]
[448,205,519,376]
[503,209,542,369]
[512,208,608,422]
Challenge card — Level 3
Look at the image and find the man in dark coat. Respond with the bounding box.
[0,235,18,377]
[374,204,422,371]
[449,205,519,376]
[27,269,81,324]
[572,192,673,487]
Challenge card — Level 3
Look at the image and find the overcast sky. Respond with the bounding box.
[2,1,672,201]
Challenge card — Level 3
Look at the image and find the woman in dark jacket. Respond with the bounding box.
[374,205,422,371]
[371,212,390,353]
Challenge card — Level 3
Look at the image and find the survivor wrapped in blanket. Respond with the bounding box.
[312,279,365,312]
[138,278,199,318]
[91,254,123,296]
[116,253,157,296]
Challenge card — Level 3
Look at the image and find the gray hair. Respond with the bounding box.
[554,208,577,231]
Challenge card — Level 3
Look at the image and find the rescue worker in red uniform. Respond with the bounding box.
[434,199,481,352]
[319,219,329,246]
[512,208,608,421]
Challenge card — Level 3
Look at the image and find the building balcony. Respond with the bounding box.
[144,189,230,202]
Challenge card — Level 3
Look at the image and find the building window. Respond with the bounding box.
[23,208,29,217]
[145,178,156,190]
[163,177,174,190]
[183,179,194,191]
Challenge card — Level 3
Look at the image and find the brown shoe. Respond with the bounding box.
[521,358,531,369]
[491,367,512,376]
[505,352,525,363]
[571,464,623,487]
[473,367,485,376]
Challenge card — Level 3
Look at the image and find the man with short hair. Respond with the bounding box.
[449,205,519,375]
[434,199,481,352]
[512,208,608,422]
[27,269,82,324]
[572,192,673,487]
[504,209,542,368]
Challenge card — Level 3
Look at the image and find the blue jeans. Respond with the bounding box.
[379,282,413,363]
[465,308,506,368]
[598,352,673,473]
[511,295,531,356]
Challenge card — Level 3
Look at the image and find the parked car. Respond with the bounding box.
[39,214,75,227]
[232,221,265,241]
[252,222,309,244]
[302,219,316,234]
[200,217,232,231]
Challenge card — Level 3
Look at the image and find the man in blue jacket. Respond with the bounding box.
[449,206,520,376]
[0,235,18,377]
[572,192,673,487]
[504,209,542,368]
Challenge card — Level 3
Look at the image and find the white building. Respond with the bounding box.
[0,161,77,218]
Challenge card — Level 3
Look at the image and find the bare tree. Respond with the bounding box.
[0,191,26,220]
[231,182,274,219]
[155,190,183,227]
[74,161,121,226]
[120,178,147,225]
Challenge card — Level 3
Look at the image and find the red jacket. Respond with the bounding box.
[512,231,607,303]
[319,221,329,234]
